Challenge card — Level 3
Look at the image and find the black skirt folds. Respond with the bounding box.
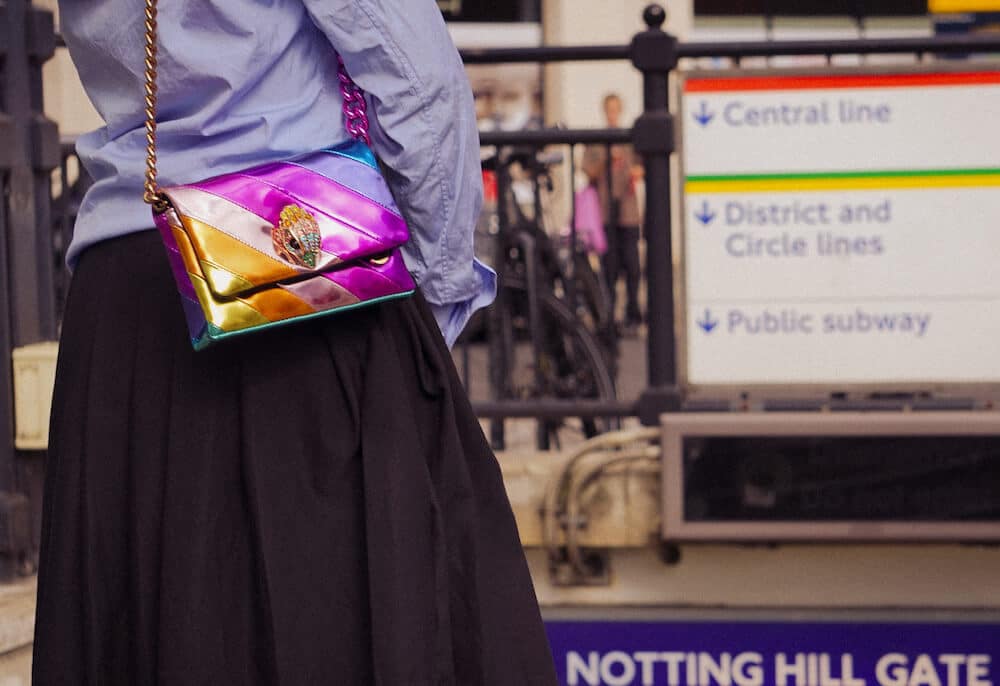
[33,230,557,685]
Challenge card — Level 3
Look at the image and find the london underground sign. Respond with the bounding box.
[547,619,1000,686]
[678,69,1000,388]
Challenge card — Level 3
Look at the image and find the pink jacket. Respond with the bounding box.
[571,185,607,256]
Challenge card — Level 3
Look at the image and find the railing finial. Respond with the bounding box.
[643,3,666,30]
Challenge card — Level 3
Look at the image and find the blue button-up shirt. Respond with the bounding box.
[59,0,494,346]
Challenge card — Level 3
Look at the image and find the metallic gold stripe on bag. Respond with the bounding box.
[142,0,414,350]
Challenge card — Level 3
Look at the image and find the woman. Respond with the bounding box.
[33,0,558,683]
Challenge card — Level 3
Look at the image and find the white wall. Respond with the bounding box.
[37,0,103,136]
[44,56,103,137]
[542,0,694,128]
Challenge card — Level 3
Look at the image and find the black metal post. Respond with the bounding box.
[488,151,511,451]
[632,5,682,425]
[519,232,551,450]
[603,143,617,329]
[3,3,59,349]
[0,7,19,580]
[27,7,61,341]
[566,143,578,318]
[0,0,59,580]
[518,0,541,23]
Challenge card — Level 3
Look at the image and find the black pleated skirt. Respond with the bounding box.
[32,230,557,686]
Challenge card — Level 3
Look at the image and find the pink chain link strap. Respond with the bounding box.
[337,55,372,146]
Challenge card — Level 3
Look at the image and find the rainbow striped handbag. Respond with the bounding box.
[141,0,414,350]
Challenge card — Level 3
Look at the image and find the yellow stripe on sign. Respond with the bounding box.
[686,174,1000,193]
[929,0,1000,13]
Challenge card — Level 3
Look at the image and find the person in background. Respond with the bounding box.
[591,92,644,335]
[573,149,608,260]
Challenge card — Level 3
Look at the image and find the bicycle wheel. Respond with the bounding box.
[500,277,619,437]
[566,249,617,375]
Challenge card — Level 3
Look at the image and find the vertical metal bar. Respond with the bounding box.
[519,0,541,22]
[0,0,57,577]
[641,74,673,388]
[520,232,549,450]
[0,161,13,499]
[566,143,578,318]
[0,0,31,503]
[532,154,543,225]
[487,302,506,450]
[4,4,57,350]
[459,339,468,391]
[631,4,682,424]
[28,7,59,342]
[488,149,510,450]
[55,150,71,320]
[604,142,616,330]
[854,0,867,38]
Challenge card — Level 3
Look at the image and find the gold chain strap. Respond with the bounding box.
[140,0,369,211]
[142,0,168,212]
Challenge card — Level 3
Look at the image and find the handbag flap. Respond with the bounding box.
[161,140,410,298]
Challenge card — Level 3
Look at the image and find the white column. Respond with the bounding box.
[542,0,693,128]
[39,0,104,136]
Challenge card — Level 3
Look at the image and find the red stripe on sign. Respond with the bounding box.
[684,71,1000,92]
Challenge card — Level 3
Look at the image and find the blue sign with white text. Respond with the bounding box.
[545,620,1000,686]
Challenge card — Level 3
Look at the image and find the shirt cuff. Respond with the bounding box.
[428,259,497,348]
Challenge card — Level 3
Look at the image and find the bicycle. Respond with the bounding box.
[473,146,620,450]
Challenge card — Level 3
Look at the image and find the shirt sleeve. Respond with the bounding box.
[300,0,495,345]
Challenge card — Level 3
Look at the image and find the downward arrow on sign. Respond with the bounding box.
[694,202,716,226]
[693,101,715,127]
[697,309,719,334]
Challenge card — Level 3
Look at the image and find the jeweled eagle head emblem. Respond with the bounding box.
[273,204,322,268]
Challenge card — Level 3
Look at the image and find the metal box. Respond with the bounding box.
[12,342,58,451]
[661,411,1000,541]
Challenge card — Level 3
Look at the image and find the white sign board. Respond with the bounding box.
[679,69,1000,388]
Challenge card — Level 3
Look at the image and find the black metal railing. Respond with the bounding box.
[0,0,60,580]
[677,33,1000,60]
[8,2,1000,572]
[468,128,628,450]
[46,8,1000,438]
[51,138,89,319]
[44,11,1000,428]
[455,9,1000,442]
